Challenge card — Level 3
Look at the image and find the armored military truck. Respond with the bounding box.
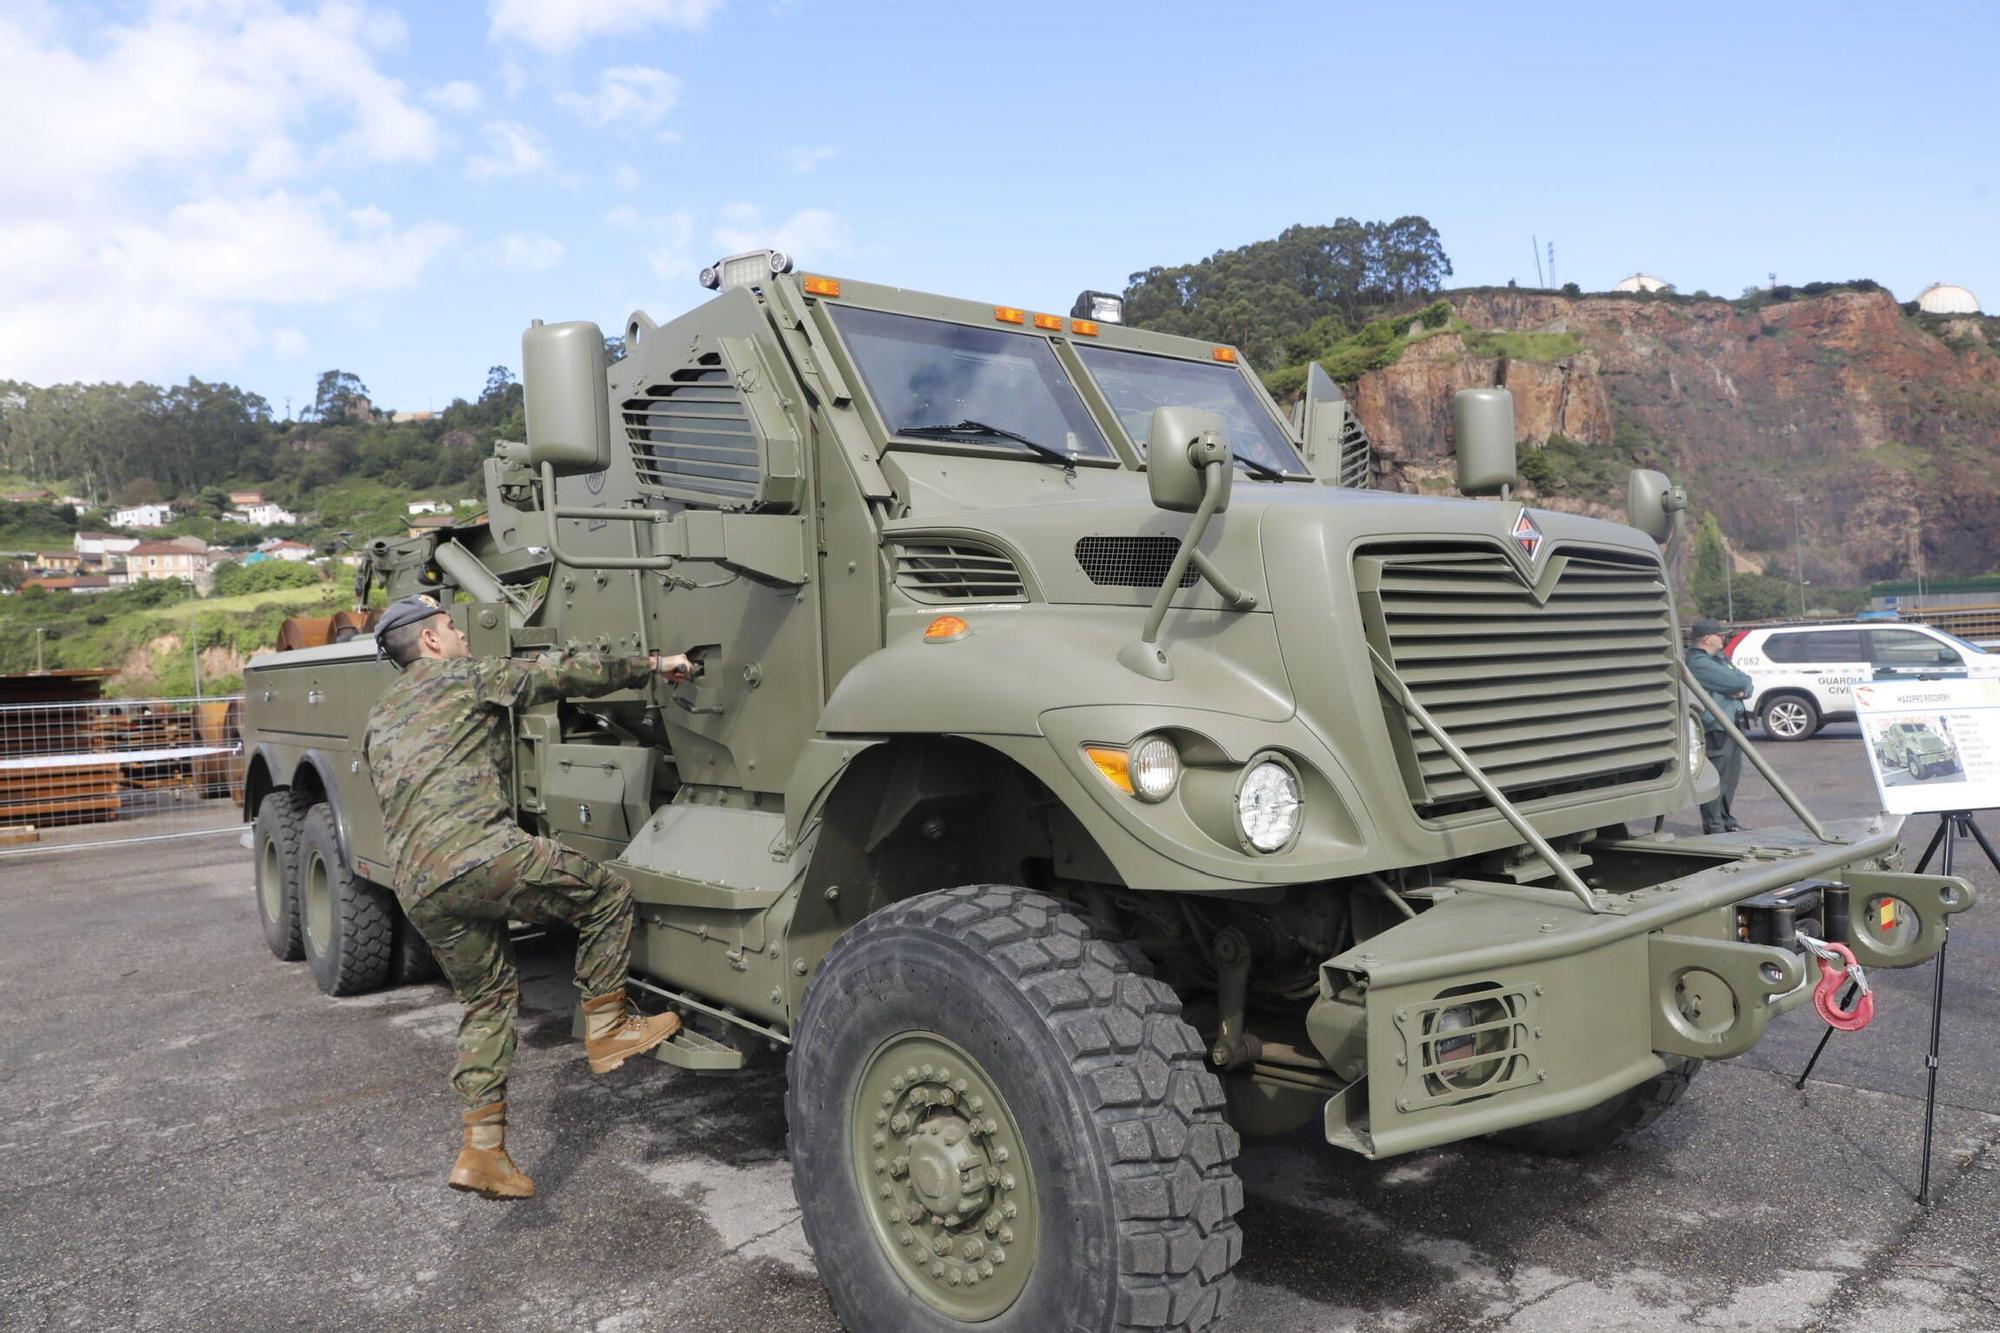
[1879,720,1960,780]
[241,252,1974,1332]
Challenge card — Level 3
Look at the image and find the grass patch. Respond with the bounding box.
[1462,328,1584,362]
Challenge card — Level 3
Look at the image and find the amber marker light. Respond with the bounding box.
[994,306,1026,324]
[1212,347,1239,363]
[802,275,842,297]
[923,615,969,642]
[1070,319,1100,336]
[1032,313,1062,331]
[1084,745,1134,794]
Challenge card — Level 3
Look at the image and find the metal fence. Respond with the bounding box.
[0,695,245,853]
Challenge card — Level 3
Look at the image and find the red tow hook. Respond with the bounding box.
[1811,941,1875,1032]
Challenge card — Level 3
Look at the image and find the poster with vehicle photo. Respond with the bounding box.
[1854,678,2000,814]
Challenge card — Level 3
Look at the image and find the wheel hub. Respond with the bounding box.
[853,1032,1037,1319]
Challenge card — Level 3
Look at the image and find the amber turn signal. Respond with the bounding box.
[1212,347,1238,363]
[1084,745,1134,794]
[924,615,969,642]
[1070,319,1099,336]
[994,306,1026,325]
[1032,313,1062,331]
[802,275,841,297]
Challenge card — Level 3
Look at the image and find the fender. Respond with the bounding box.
[288,748,353,858]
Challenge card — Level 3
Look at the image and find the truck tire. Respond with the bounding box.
[298,803,394,996]
[253,791,312,961]
[787,886,1242,1333]
[387,900,443,985]
[1488,1057,1701,1155]
[1758,694,1819,741]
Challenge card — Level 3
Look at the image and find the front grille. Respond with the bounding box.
[622,355,759,502]
[1360,542,1677,814]
[892,542,1027,602]
[1075,536,1198,589]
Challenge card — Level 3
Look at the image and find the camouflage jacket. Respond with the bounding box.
[362,650,654,897]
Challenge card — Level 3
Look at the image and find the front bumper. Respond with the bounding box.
[1308,816,1976,1159]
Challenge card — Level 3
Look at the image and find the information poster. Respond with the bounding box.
[1853,679,2000,814]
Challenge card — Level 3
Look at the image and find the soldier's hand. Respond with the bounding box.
[652,651,695,684]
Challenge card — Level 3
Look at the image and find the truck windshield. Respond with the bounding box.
[829,305,1113,460]
[1076,344,1307,477]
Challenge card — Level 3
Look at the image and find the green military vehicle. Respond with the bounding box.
[1878,720,1960,780]
[240,251,1974,1332]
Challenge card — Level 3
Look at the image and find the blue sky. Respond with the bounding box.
[3,1,1993,416]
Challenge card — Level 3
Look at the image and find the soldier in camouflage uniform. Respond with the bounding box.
[361,595,693,1200]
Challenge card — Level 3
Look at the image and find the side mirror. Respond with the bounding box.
[1452,389,1517,495]
[522,319,612,475]
[1146,406,1232,514]
[1626,468,1688,543]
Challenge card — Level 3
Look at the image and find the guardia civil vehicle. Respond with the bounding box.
[241,251,1973,1332]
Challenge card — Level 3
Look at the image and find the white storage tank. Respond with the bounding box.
[1915,282,1980,314]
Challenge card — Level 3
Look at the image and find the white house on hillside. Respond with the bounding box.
[407,499,453,515]
[110,502,175,528]
[226,500,298,526]
[74,531,140,558]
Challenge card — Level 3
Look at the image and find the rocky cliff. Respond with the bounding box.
[1349,288,2000,583]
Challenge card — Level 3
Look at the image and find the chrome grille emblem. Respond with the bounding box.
[1511,508,1544,562]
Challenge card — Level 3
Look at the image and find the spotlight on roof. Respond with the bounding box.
[1070,290,1124,324]
[699,248,795,293]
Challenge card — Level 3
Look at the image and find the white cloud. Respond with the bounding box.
[0,190,457,382]
[557,65,681,130]
[607,207,697,283]
[467,120,551,179]
[427,80,483,113]
[488,0,724,55]
[481,232,566,273]
[0,2,441,208]
[712,205,850,265]
[613,165,645,192]
[785,145,837,173]
[0,3,455,385]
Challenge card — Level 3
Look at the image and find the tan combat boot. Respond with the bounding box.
[447,1102,535,1200]
[581,989,682,1073]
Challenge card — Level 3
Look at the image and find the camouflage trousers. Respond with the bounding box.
[400,836,636,1111]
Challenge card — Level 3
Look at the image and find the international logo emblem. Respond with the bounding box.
[1511,509,1544,561]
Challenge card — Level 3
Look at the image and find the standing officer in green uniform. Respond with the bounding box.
[1686,617,1754,834]
[362,594,694,1201]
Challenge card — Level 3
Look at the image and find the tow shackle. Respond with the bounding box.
[1811,941,1875,1032]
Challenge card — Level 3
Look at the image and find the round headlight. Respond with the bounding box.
[1686,714,1706,775]
[1237,759,1302,852]
[1129,735,1180,802]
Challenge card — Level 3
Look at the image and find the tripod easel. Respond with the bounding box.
[1793,809,1994,1206]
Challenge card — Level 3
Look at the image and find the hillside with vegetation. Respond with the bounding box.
[1117,227,2000,603]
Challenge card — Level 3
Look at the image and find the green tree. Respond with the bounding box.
[312,370,370,422]
[1691,512,1730,617]
[1121,218,1454,369]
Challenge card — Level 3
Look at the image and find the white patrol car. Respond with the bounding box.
[1727,620,2000,740]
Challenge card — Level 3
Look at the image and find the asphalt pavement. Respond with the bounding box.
[3,724,1998,1332]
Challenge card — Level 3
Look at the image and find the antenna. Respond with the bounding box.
[1532,235,1545,287]
[1548,241,1556,289]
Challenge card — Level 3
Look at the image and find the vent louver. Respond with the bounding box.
[1074,536,1199,589]
[1337,403,1372,489]
[892,542,1027,602]
[622,355,758,502]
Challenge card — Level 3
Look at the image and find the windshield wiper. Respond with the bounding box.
[896,419,1078,475]
[1230,450,1287,481]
